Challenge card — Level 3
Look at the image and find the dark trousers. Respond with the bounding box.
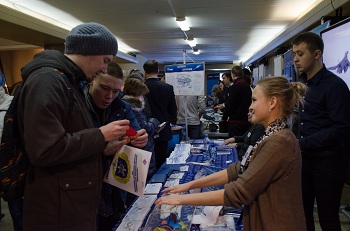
[302,151,346,231]
[188,124,203,139]
[179,124,203,140]
[8,197,24,231]
[154,140,169,169]
[97,214,120,231]
[228,123,250,138]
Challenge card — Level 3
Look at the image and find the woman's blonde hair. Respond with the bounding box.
[257,77,306,117]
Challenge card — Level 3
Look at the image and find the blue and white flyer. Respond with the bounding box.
[104,145,151,196]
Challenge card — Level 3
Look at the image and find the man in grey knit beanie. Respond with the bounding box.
[65,22,118,56]
[18,22,149,231]
[63,22,119,82]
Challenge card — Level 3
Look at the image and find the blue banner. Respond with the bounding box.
[283,50,296,82]
[206,73,220,98]
[165,63,204,73]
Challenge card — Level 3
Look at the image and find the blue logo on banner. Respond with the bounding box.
[176,75,192,87]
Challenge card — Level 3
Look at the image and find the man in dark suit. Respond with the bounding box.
[144,60,177,169]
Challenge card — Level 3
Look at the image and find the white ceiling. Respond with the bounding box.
[0,0,348,65]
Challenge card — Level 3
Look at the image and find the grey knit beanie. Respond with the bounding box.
[64,22,118,56]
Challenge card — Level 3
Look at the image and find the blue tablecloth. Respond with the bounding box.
[113,143,242,231]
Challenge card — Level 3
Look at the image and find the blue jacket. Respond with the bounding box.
[83,85,141,217]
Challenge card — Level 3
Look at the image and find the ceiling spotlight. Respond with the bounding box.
[193,49,200,55]
[176,17,190,31]
[186,38,196,47]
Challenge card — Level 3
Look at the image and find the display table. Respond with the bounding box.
[112,140,241,231]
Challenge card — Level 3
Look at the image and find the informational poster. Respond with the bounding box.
[165,63,205,96]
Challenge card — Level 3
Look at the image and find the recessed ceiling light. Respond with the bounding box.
[193,48,200,55]
[176,17,190,31]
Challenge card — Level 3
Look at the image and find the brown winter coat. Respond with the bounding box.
[18,50,106,231]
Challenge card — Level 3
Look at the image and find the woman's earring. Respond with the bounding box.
[269,108,272,112]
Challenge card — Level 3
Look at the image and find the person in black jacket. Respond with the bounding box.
[222,65,252,137]
[293,31,350,231]
[144,60,177,169]
[223,110,265,160]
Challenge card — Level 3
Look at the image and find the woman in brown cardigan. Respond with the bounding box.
[155,77,307,231]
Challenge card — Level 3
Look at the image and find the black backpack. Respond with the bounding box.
[0,67,73,201]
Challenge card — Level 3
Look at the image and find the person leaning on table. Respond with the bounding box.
[223,109,265,161]
[155,77,307,231]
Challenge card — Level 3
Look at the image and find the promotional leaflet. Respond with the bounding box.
[104,145,151,196]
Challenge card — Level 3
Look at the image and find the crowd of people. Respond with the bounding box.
[0,22,349,231]
[156,32,350,231]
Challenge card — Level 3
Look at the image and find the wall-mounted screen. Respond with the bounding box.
[321,17,350,89]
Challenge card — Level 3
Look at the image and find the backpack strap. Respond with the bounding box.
[34,67,74,107]
[36,67,74,106]
[51,68,74,107]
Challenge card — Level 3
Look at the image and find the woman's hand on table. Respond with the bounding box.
[161,183,191,194]
[223,137,235,145]
[154,193,184,206]
[214,104,224,110]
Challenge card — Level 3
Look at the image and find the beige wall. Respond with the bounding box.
[0,48,43,88]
